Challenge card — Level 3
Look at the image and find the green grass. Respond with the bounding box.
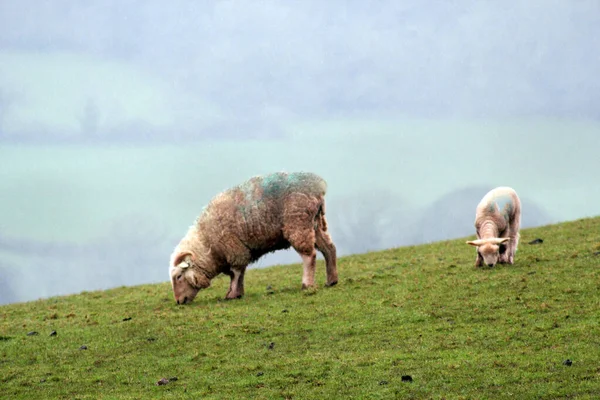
[2,218,600,399]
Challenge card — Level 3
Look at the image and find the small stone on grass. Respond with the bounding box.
[156,377,178,386]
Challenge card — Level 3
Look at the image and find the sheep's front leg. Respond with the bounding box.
[225,268,246,300]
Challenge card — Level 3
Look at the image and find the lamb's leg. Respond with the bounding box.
[508,231,520,264]
[475,251,483,267]
[225,268,246,300]
[501,227,521,265]
[298,250,317,289]
[473,230,483,267]
[509,193,521,264]
[315,220,338,287]
[499,239,509,264]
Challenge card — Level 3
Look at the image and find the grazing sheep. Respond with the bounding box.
[169,172,338,304]
[466,186,521,267]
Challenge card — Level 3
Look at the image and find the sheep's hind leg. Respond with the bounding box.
[225,268,246,300]
[284,220,318,290]
[315,222,338,287]
[299,250,317,289]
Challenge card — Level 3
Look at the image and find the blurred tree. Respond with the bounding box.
[328,190,415,256]
[0,265,17,305]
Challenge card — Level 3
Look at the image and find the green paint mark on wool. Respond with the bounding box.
[231,172,325,210]
[261,173,289,198]
[260,172,323,198]
[228,172,325,217]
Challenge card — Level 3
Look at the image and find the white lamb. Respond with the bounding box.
[466,187,521,267]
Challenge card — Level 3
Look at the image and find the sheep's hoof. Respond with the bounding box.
[325,280,338,287]
[301,283,316,290]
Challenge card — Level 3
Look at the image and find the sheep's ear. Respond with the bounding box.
[173,252,193,267]
[491,238,510,245]
[466,240,484,247]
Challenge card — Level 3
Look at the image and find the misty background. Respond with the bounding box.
[1,1,599,305]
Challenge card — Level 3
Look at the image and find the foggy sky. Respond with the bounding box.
[1,1,599,141]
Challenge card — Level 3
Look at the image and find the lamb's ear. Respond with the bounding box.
[173,252,193,268]
[466,239,484,247]
[494,238,510,245]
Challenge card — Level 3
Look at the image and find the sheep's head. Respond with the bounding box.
[169,252,211,304]
[466,238,510,267]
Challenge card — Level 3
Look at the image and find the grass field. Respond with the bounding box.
[1,217,600,399]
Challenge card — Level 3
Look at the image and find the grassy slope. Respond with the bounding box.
[1,217,599,399]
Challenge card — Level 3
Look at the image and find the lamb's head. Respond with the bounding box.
[466,238,510,267]
[169,252,211,304]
